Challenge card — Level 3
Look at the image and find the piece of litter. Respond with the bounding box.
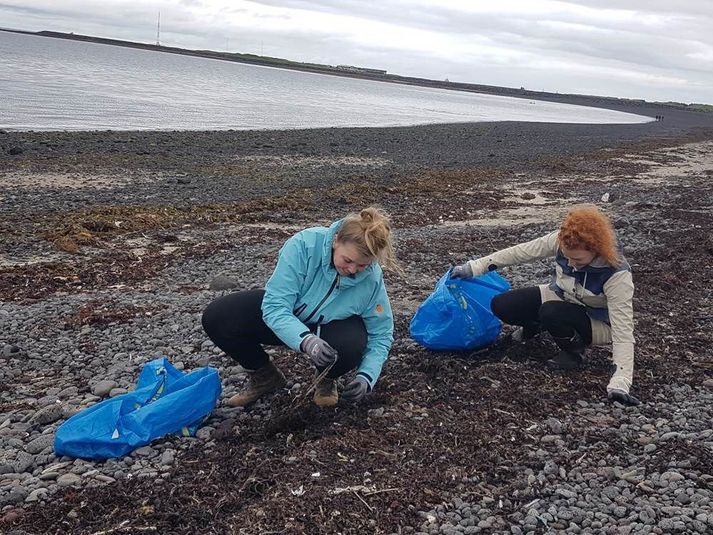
[329,485,377,495]
[290,485,305,496]
[311,472,320,478]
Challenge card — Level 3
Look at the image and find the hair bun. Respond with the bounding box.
[360,208,375,224]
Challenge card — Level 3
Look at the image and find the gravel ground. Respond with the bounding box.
[414,382,713,535]
[0,117,712,533]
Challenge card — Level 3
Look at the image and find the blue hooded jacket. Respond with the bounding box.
[261,219,394,388]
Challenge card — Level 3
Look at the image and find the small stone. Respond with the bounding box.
[57,473,82,487]
[25,488,49,503]
[196,427,214,440]
[160,449,175,466]
[662,471,685,482]
[25,434,55,454]
[57,386,79,399]
[0,487,29,506]
[30,404,65,425]
[134,446,156,457]
[1,344,24,358]
[109,388,129,397]
[91,380,118,397]
[0,510,23,524]
[660,431,681,441]
[658,518,675,530]
[544,460,559,477]
[544,418,562,434]
[209,275,239,291]
[556,488,577,499]
[11,452,35,473]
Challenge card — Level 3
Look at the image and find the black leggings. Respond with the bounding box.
[490,287,593,344]
[201,289,367,378]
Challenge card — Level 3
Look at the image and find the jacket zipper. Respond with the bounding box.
[578,272,588,300]
[303,274,339,323]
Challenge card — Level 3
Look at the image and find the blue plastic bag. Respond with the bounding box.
[410,270,511,351]
[54,358,221,460]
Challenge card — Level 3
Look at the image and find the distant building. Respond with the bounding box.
[336,64,387,75]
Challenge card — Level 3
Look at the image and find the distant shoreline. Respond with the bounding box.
[2,27,711,117]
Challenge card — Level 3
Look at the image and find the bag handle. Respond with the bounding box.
[446,271,507,293]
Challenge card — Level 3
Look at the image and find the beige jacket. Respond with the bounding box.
[468,231,635,394]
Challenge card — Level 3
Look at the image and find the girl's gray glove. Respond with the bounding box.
[300,334,338,367]
[342,375,371,402]
[450,263,474,279]
[452,259,491,279]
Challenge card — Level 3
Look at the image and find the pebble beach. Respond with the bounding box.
[1,105,713,533]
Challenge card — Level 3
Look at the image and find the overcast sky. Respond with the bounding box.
[2,0,712,104]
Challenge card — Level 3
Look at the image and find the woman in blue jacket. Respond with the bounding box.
[202,207,398,407]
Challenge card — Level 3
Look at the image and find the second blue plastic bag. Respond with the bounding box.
[54,357,221,460]
[409,270,510,351]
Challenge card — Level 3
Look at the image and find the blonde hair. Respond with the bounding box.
[558,205,621,266]
[336,207,402,274]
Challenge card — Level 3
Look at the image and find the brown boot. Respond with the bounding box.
[313,376,338,407]
[227,360,286,407]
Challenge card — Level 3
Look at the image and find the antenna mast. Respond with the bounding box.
[156,12,161,46]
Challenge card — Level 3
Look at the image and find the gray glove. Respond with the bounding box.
[608,388,640,406]
[300,334,338,368]
[342,375,371,403]
[450,263,474,279]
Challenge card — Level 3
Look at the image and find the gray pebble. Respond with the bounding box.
[25,488,49,503]
[91,380,118,397]
[25,434,54,455]
[30,404,65,426]
[209,275,239,291]
[56,473,82,487]
[160,449,176,466]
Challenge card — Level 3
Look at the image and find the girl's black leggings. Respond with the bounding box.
[490,286,593,344]
[201,289,367,378]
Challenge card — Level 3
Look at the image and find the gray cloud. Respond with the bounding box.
[1,0,711,103]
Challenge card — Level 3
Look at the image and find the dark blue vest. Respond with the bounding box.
[549,249,630,323]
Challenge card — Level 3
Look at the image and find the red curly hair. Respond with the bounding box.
[558,205,621,266]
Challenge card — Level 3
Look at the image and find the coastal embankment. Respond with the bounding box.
[1,117,713,533]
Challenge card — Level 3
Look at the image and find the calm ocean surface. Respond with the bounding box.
[0,31,651,131]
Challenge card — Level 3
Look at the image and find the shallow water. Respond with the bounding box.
[0,31,651,131]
